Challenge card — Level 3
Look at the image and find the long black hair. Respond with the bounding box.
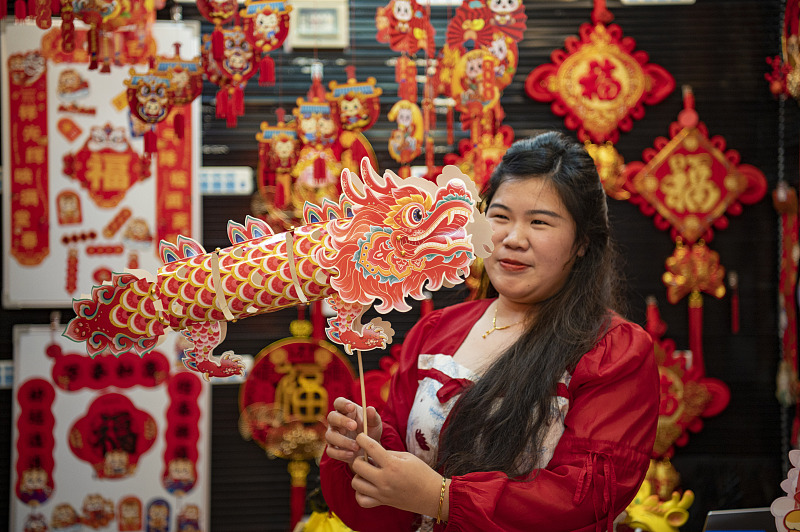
[437,131,626,477]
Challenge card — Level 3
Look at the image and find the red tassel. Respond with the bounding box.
[0,0,6,19]
[144,128,157,155]
[447,106,454,145]
[227,93,238,128]
[216,89,227,119]
[314,156,326,184]
[259,55,275,86]
[212,27,224,61]
[688,291,705,375]
[51,0,59,14]
[15,0,26,20]
[27,0,34,17]
[233,85,244,116]
[87,23,99,70]
[311,300,325,340]
[174,112,185,139]
[425,135,434,174]
[728,271,739,334]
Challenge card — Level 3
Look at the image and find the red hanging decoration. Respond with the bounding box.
[525,0,674,143]
[124,68,175,158]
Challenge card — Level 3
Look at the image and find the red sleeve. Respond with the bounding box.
[319,309,445,532]
[441,319,659,532]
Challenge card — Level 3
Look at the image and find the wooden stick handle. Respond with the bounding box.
[357,350,369,461]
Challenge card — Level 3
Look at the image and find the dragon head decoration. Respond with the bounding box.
[316,158,493,313]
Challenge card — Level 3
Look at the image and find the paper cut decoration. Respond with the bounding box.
[202,26,259,127]
[525,0,674,143]
[68,393,158,479]
[64,160,493,379]
[178,504,202,532]
[256,109,298,215]
[62,123,150,208]
[327,69,382,175]
[375,0,435,57]
[388,99,424,170]
[240,0,292,85]
[124,68,175,156]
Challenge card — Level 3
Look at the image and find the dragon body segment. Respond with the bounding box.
[64,160,492,379]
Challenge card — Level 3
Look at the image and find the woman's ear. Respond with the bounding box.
[576,237,588,257]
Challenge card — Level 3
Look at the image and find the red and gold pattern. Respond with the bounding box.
[8,50,50,266]
[524,0,674,143]
[623,87,767,244]
[62,123,149,208]
[156,111,195,247]
[64,161,492,378]
[584,141,628,201]
[662,240,726,305]
[443,125,514,193]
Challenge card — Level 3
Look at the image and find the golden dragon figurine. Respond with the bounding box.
[64,159,493,379]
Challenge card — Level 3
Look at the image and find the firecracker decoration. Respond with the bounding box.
[124,67,175,157]
[525,0,674,144]
[774,183,800,443]
[155,43,204,139]
[239,325,355,529]
[63,161,493,380]
[62,123,150,207]
[327,67,382,175]
[256,109,299,218]
[68,393,158,479]
[584,140,629,201]
[240,0,292,85]
[387,99,424,174]
[15,379,56,507]
[766,0,800,99]
[145,498,170,532]
[162,371,202,497]
[118,496,143,531]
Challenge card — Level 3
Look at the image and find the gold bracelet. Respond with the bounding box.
[436,477,447,524]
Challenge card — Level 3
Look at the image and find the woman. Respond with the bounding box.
[320,131,659,531]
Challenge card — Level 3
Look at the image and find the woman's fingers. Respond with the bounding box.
[327,410,358,434]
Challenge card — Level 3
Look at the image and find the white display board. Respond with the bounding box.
[1,19,202,308]
[10,325,210,532]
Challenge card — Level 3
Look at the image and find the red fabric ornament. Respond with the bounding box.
[525,0,674,143]
[155,43,204,139]
[202,26,259,128]
[388,100,424,165]
[255,110,298,216]
[327,71,383,176]
[197,0,238,60]
[622,87,768,244]
[124,68,175,158]
[375,0,435,56]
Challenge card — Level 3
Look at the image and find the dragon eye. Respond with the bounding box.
[404,205,424,226]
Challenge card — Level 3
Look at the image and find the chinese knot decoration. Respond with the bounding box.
[525,0,674,143]
[766,0,800,99]
[621,86,767,375]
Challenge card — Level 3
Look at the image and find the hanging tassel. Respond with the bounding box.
[15,0,26,20]
[226,91,238,128]
[144,128,158,156]
[425,135,434,175]
[87,22,99,70]
[311,300,325,340]
[216,89,227,119]
[314,156,326,184]
[421,291,434,317]
[591,0,614,25]
[688,291,705,375]
[61,1,74,52]
[27,0,35,18]
[728,271,739,334]
[233,85,244,116]
[174,112,185,139]
[212,26,225,61]
[259,55,275,86]
[51,0,58,14]
[446,106,454,145]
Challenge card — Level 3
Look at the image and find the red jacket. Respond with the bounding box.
[320,299,659,531]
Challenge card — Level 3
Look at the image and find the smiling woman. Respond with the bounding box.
[320,131,660,532]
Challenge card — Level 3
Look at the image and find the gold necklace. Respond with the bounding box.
[482,305,523,338]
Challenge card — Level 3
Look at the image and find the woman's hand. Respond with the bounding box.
[324,397,383,468]
[350,433,447,520]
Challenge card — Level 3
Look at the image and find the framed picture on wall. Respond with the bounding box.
[287,0,349,49]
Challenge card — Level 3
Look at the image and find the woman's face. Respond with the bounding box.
[484,177,580,307]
